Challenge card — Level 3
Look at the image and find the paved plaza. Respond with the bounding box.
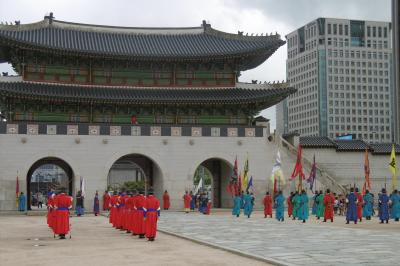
[158,211,400,265]
[0,214,269,266]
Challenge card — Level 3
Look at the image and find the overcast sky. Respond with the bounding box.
[0,0,391,129]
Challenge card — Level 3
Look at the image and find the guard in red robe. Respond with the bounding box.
[287,192,294,217]
[323,189,335,222]
[103,191,111,211]
[109,191,119,227]
[355,188,363,222]
[183,191,191,213]
[134,190,146,238]
[126,190,137,234]
[205,200,212,215]
[263,192,273,218]
[144,189,160,241]
[115,192,126,230]
[124,192,133,233]
[53,189,73,239]
[47,192,56,230]
[163,190,170,210]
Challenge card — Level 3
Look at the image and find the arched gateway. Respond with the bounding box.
[26,157,74,210]
[108,154,163,196]
[193,158,233,208]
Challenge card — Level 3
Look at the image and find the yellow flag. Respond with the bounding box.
[389,144,397,190]
[243,156,249,188]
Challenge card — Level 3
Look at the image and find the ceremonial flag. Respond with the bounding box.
[80,176,86,197]
[307,154,317,192]
[16,175,19,208]
[363,148,371,195]
[237,171,242,194]
[290,144,305,191]
[246,176,253,192]
[194,176,203,195]
[290,144,305,180]
[389,144,398,190]
[226,156,238,195]
[243,156,249,189]
[270,150,285,187]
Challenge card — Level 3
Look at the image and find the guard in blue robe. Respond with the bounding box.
[18,192,26,212]
[362,190,373,220]
[379,188,390,223]
[346,188,357,224]
[190,192,196,211]
[291,192,300,220]
[243,192,253,218]
[232,194,242,217]
[311,192,318,215]
[390,190,400,221]
[275,191,285,222]
[298,190,309,223]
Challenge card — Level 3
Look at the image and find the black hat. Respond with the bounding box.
[148,189,154,195]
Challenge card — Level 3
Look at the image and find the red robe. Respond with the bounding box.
[163,192,170,210]
[323,193,335,220]
[134,194,146,235]
[53,193,73,235]
[183,194,191,209]
[355,192,363,219]
[120,194,129,230]
[287,197,293,217]
[103,192,111,211]
[145,195,160,239]
[205,201,211,215]
[109,195,119,226]
[263,195,273,216]
[47,196,56,230]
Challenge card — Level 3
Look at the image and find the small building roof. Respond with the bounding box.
[0,17,284,70]
[299,136,336,148]
[299,136,400,154]
[0,77,295,106]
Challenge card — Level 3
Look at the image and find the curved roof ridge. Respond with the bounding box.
[51,19,205,35]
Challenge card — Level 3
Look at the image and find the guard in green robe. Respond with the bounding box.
[291,192,301,220]
[298,190,309,223]
[316,190,325,219]
[232,193,242,217]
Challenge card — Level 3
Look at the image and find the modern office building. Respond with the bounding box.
[393,0,400,143]
[278,18,393,143]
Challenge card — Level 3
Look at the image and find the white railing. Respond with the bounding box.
[277,135,347,195]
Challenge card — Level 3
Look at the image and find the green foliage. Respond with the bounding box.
[122,180,145,191]
[194,166,212,186]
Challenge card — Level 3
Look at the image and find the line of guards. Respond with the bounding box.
[109,189,160,241]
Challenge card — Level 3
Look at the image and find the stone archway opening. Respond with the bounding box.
[107,154,163,197]
[194,158,233,208]
[26,157,74,210]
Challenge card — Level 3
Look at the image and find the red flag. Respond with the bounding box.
[226,156,239,195]
[273,175,277,195]
[290,144,305,180]
[237,172,242,195]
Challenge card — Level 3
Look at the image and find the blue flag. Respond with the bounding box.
[246,176,253,192]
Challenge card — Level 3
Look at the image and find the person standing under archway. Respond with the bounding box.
[183,191,191,213]
[162,190,170,210]
[93,191,100,216]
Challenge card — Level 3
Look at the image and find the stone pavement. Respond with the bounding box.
[0,215,269,266]
[158,211,400,266]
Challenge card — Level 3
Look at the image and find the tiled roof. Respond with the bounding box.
[299,136,336,148]
[335,139,369,151]
[0,79,296,106]
[299,136,400,154]
[0,18,284,70]
[369,143,400,154]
